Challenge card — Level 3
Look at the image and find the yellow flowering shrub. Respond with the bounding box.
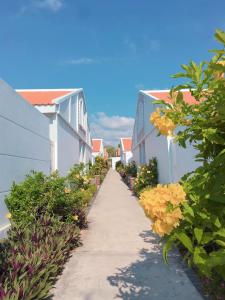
[150,108,176,136]
[139,184,186,236]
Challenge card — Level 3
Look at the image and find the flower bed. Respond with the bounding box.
[0,158,108,300]
[116,159,158,195]
[116,161,137,188]
[133,158,158,196]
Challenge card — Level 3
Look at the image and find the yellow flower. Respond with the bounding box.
[150,109,176,136]
[6,212,12,219]
[64,187,71,194]
[139,183,186,236]
[72,215,79,221]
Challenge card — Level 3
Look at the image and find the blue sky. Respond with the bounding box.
[0,0,225,144]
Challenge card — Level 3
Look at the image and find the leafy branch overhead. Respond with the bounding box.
[160,29,225,287]
[146,29,225,294]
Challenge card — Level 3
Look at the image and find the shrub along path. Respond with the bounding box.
[52,169,204,300]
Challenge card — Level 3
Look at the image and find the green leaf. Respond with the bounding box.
[176,91,184,104]
[213,217,221,229]
[152,100,167,105]
[202,128,225,145]
[183,203,194,217]
[193,247,207,265]
[193,247,211,276]
[215,29,225,45]
[176,232,193,253]
[163,237,174,264]
[172,72,187,78]
[209,49,225,54]
[197,212,208,220]
[212,148,225,167]
[166,202,174,213]
[201,232,214,244]
[214,229,225,238]
[194,228,203,243]
[210,63,225,72]
[208,250,225,268]
[215,240,225,247]
[173,84,189,90]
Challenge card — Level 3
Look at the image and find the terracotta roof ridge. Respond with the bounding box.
[16,88,78,91]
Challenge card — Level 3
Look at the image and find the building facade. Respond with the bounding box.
[0,80,51,237]
[92,139,104,162]
[132,90,199,183]
[18,88,92,175]
[120,137,133,165]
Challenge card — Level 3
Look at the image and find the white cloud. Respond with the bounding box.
[64,57,117,65]
[18,0,64,14]
[66,57,99,65]
[90,112,134,146]
[33,0,64,11]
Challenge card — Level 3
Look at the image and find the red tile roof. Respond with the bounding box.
[17,89,74,105]
[147,90,198,105]
[92,139,102,153]
[121,138,132,152]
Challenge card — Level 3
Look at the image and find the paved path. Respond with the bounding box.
[52,169,204,300]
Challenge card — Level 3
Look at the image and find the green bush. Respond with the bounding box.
[125,161,137,178]
[1,161,100,299]
[5,171,84,225]
[133,158,158,196]
[116,161,126,178]
[1,162,100,299]
[0,214,80,300]
[89,156,108,177]
[115,160,123,171]
[157,29,225,296]
[67,163,91,190]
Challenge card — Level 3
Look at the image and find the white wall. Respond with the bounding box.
[125,151,133,164]
[0,80,51,237]
[56,114,80,175]
[85,144,92,164]
[111,157,121,170]
[56,114,92,175]
[145,130,171,183]
[171,140,199,182]
[38,90,92,175]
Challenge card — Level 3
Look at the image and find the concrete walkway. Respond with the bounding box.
[52,169,205,300]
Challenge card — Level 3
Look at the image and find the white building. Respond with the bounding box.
[92,139,104,162]
[0,80,51,237]
[120,137,133,165]
[132,90,199,183]
[17,88,92,175]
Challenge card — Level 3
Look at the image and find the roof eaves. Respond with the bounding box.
[140,88,191,98]
[54,89,82,105]
[16,88,81,106]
